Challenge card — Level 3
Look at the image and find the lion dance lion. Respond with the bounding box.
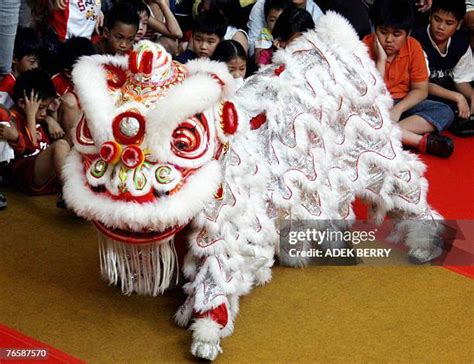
[64,13,443,360]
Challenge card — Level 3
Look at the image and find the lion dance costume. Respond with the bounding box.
[64,14,443,360]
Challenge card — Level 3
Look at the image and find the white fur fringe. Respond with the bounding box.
[98,234,179,296]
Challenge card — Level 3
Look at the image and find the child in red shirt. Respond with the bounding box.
[0,69,71,201]
[0,28,41,109]
[363,0,455,158]
[52,37,96,144]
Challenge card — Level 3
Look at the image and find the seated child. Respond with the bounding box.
[255,0,291,65]
[175,8,227,63]
[465,0,474,49]
[49,0,102,41]
[363,0,455,158]
[0,106,13,210]
[94,2,140,55]
[0,27,42,109]
[191,0,249,52]
[412,0,473,136]
[0,69,71,204]
[211,40,248,88]
[272,7,315,49]
[247,0,323,55]
[130,0,183,54]
[52,37,96,143]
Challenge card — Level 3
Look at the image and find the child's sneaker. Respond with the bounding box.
[449,117,474,137]
[0,193,7,210]
[419,133,454,158]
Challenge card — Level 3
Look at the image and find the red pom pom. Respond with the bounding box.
[221,102,238,135]
[121,145,144,169]
[250,112,267,130]
[100,141,122,164]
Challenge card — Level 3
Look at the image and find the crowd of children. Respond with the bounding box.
[0,0,472,210]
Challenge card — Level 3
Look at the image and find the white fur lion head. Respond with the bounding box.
[63,41,238,243]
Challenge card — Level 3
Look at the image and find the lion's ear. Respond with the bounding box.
[185,59,236,101]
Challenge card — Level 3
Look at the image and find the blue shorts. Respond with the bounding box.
[396,99,455,131]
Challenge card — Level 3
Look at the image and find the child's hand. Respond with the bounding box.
[389,107,402,122]
[455,93,470,120]
[95,10,104,35]
[48,97,61,113]
[416,0,432,13]
[45,116,65,140]
[148,0,167,6]
[0,122,19,142]
[272,39,281,50]
[373,36,387,63]
[24,90,41,121]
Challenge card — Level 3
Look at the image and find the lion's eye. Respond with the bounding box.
[171,114,209,159]
[172,127,199,152]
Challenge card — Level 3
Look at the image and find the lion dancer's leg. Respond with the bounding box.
[359,151,443,264]
[174,219,272,360]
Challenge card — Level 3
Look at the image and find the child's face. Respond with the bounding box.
[13,55,39,75]
[292,0,306,8]
[104,22,137,55]
[19,98,53,121]
[136,11,149,42]
[48,97,61,113]
[277,32,302,49]
[227,57,246,79]
[192,32,220,58]
[375,26,409,58]
[429,10,461,44]
[266,8,283,32]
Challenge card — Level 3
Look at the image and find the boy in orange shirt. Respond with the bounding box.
[363,0,455,158]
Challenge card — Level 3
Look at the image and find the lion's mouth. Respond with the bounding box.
[93,220,187,244]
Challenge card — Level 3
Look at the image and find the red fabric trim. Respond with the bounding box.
[51,4,70,42]
[51,73,73,96]
[0,324,85,363]
[419,133,429,153]
[0,73,16,96]
[194,303,228,328]
[93,220,186,244]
